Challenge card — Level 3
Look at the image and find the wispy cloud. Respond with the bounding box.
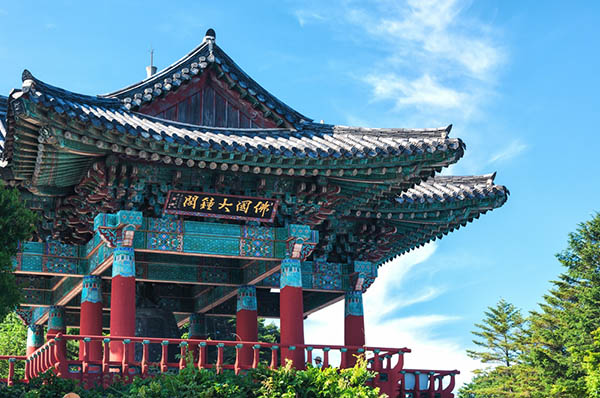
[294,9,326,27]
[305,244,481,387]
[488,139,527,164]
[293,0,504,115]
[364,73,468,109]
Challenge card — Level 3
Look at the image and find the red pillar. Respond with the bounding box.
[109,246,136,362]
[236,285,258,368]
[80,275,103,361]
[280,258,305,368]
[26,325,44,356]
[344,290,365,366]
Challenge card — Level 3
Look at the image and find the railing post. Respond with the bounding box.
[252,345,261,369]
[179,342,188,370]
[442,372,458,398]
[399,371,406,397]
[160,341,169,373]
[82,337,91,386]
[428,371,436,398]
[216,343,224,374]
[54,334,67,377]
[197,342,207,370]
[340,348,348,369]
[7,358,15,387]
[322,347,330,368]
[141,340,150,377]
[234,344,242,375]
[122,339,131,377]
[372,349,381,372]
[306,346,313,366]
[102,338,110,388]
[270,346,279,369]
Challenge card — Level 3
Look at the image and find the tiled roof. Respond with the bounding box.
[5,71,464,167]
[397,174,509,205]
[102,30,309,128]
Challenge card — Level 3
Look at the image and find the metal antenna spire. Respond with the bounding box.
[146,45,157,78]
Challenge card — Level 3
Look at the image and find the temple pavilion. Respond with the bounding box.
[0,29,508,394]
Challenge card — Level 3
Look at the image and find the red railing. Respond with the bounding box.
[0,355,26,386]
[1,333,458,397]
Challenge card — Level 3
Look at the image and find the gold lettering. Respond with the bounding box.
[253,201,272,217]
[199,197,215,211]
[236,200,252,214]
[182,195,199,209]
[218,198,233,213]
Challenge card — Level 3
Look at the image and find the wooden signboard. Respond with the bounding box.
[163,191,279,223]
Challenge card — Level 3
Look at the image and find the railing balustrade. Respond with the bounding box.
[0,333,458,397]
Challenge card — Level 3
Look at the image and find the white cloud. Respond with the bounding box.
[294,9,326,27]
[305,243,483,388]
[488,139,527,164]
[364,73,468,109]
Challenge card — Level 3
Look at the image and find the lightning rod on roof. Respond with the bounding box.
[146,46,157,79]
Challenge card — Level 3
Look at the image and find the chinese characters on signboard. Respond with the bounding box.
[163,191,279,222]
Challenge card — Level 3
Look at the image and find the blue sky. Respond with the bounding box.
[1,0,599,385]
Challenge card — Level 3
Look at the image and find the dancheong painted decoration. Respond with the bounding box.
[0,28,508,396]
[164,191,279,222]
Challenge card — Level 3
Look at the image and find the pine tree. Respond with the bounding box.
[526,213,600,396]
[466,299,525,367]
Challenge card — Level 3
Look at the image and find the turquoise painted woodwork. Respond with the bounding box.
[26,325,44,347]
[189,313,206,337]
[237,285,257,312]
[280,258,302,288]
[81,275,102,304]
[48,306,65,331]
[344,291,364,317]
[112,247,135,278]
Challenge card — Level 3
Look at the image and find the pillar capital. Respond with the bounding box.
[237,285,257,312]
[82,275,102,304]
[344,290,364,317]
[48,305,65,332]
[94,211,143,248]
[353,261,377,292]
[112,246,135,278]
[280,258,302,289]
[285,224,318,260]
[26,325,44,348]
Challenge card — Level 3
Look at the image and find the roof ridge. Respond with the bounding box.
[21,70,121,108]
[100,29,309,126]
[427,173,498,185]
[102,41,211,98]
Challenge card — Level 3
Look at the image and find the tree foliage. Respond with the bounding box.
[0,185,37,319]
[460,213,600,397]
[0,312,26,379]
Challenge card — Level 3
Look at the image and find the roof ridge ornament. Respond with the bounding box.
[203,28,216,62]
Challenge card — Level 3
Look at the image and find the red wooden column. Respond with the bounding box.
[344,290,365,366]
[280,258,305,368]
[79,275,103,361]
[26,325,44,356]
[236,285,258,368]
[109,245,136,362]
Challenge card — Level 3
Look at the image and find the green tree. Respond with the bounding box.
[526,213,600,396]
[459,299,527,397]
[467,299,525,367]
[0,312,27,379]
[0,185,37,319]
